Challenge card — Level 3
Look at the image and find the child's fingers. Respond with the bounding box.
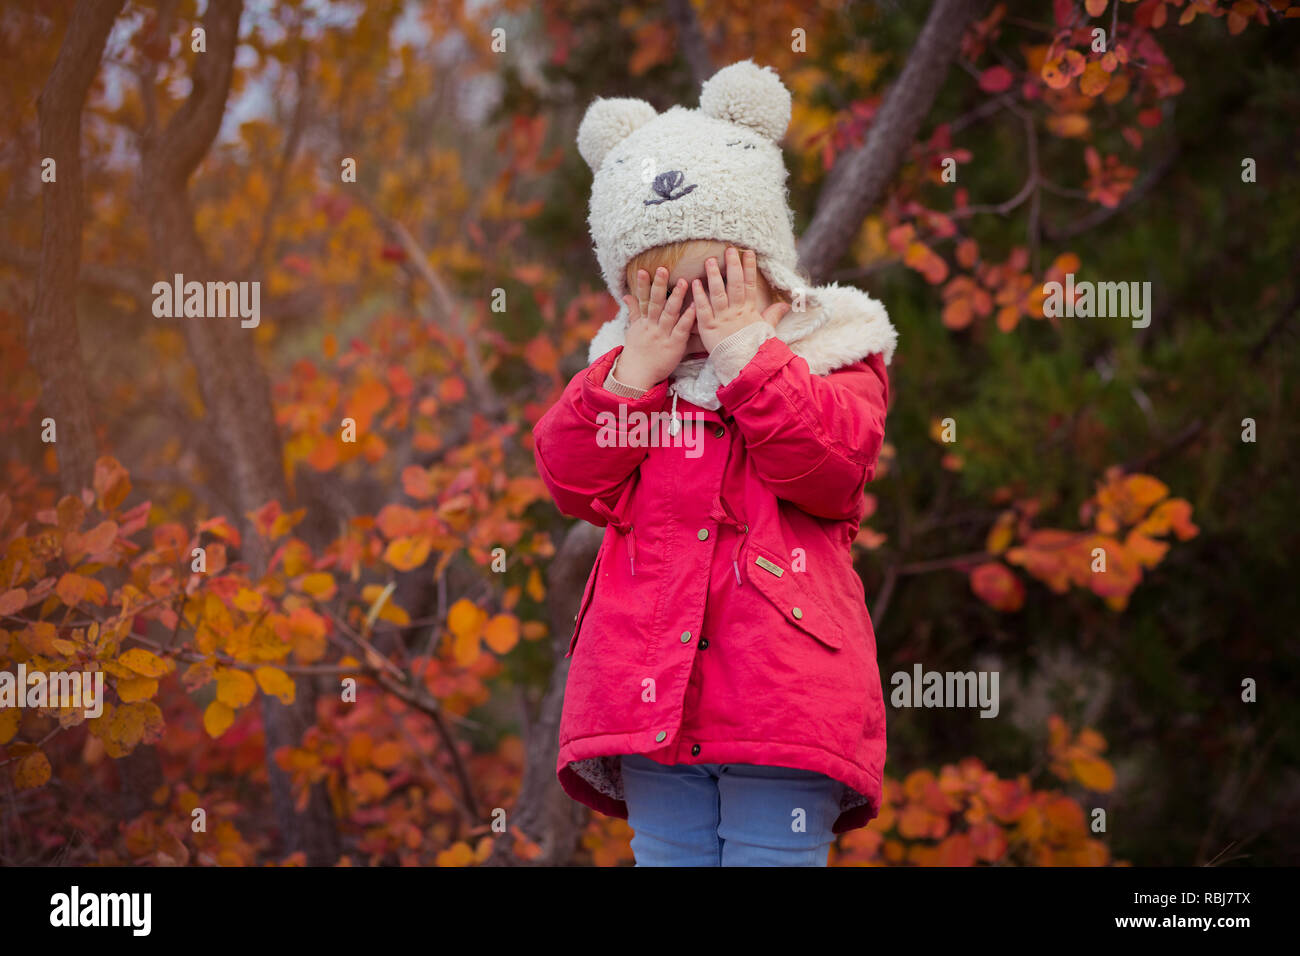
[692,279,714,324]
[647,267,669,321]
[661,278,688,326]
[622,293,641,320]
[726,246,746,303]
[742,249,759,302]
[705,256,728,313]
[635,268,651,315]
[674,302,696,337]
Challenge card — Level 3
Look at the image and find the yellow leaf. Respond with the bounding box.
[362,584,411,626]
[234,588,264,613]
[254,666,296,704]
[298,572,337,600]
[0,707,20,744]
[204,700,235,738]
[985,511,1017,555]
[118,648,172,678]
[116,677,159,703]
[452,629,480,667]
[216,668,257,708]
[15,750,51,789]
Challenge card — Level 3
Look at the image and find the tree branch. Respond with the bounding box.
[797,0,987,283]
[665,0,714,87]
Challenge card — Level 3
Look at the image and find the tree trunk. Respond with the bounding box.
[28,0,125,496]
[138,0,339,865]
[486,521,599,865]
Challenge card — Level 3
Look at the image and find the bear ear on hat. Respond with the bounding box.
[699,59,791,142]
[577,97,657,171]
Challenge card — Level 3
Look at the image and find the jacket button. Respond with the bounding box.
[655,731,667,742]
[697,528,709,541]
[680,631,692,643]
[699,638,709,649]
[713,425,725,439]
[691,744,701,756]
[792,606,803,620]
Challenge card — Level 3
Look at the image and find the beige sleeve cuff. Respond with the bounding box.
[603,358,649,398]
[709,322,778,384]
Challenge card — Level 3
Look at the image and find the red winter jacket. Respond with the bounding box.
[533,323,891,833]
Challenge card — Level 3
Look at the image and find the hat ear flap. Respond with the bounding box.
[577,97,657,171]
[699,59,791,142]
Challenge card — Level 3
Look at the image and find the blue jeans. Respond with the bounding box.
[620,753,842,866]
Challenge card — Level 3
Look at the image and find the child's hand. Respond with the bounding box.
[614,267,697,391]
[692,246,791,353]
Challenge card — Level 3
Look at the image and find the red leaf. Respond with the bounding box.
[978,65,1014,93]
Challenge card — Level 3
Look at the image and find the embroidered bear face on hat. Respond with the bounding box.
[576,59,805,306]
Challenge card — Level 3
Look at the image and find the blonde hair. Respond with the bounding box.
[625,240,792,305]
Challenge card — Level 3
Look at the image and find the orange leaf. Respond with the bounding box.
[55,573,107,607]
[1070,754,1116,792]
[483,614,520,655]
[383,535,433,572]
[93,456,131,512]
[1079,60,1110,97]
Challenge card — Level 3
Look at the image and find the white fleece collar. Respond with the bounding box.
[587,283,897,410]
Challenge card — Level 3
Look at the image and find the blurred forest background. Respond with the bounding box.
[0,0,1297,866]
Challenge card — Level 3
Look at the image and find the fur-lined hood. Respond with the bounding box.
[588,282,897,410]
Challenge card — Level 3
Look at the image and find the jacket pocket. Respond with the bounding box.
[566,540,606,659]
[745,543,843,651]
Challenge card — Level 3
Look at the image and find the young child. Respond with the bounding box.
[533,60,897,866]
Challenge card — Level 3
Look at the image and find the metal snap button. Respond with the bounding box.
[713,425,725,439]
[699,638,709,649]
[680,631,692,643]
[691,744,701,756]
[655,731,667,742]
[792,606,804,620]
[697,528,709,541]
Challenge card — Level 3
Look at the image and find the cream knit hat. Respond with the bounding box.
[577,59,806,305]
[577,59,898,410]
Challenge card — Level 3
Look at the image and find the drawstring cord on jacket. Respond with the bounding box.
[667,388,681,436]
[709,497,749,586]
[589,497,636,576]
